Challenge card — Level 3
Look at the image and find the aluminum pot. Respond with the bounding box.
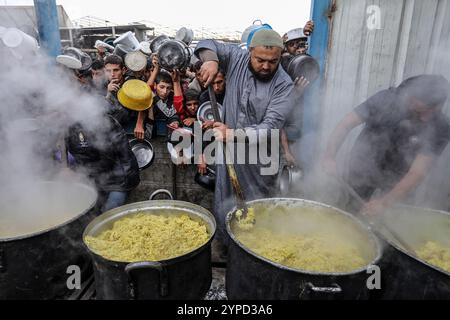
[279,165,303,196]
[225,198,382,300]
[175,27,194,46]
[150,35,169,54]
[157,40,191,71]
[374,205,450,300]
[0,181,98,299]
[83,200,216,300]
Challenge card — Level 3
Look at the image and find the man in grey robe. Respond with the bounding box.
[194,29,295,243]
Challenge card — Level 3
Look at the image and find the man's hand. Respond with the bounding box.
[213,122,233,142]
[107,79,120,93]
[304,20,314,36]
[167,121,179,130]
[200,61,219,87]
[134,124,145,140]
[294,76,310,96]
[362,198,387,217]
[183,117,196,127]
[285,152,297,167]
[201,119,215,130]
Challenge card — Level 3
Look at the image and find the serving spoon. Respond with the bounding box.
[208,85,251,221]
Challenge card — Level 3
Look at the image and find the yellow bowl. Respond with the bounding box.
[118,80,153,111]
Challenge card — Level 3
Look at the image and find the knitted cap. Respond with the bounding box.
[249,29,284,49]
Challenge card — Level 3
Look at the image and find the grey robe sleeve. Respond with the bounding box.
[195,40,243,74]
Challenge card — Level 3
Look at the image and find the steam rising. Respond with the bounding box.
[0,40,108,238]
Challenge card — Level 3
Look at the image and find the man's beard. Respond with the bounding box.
[248,61,277,82]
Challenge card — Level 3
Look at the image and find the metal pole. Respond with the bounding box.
[33,0,61,57]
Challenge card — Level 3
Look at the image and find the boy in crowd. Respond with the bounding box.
[134,55,183,140]
[104,54,139,134]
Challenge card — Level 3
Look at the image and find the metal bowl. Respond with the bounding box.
[128,137,154,170]
[195,167,216,191]
[197,101,223,122]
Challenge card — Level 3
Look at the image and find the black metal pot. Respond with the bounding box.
[225,198,382,300]
[375,205,450,299]
[83,200,216,300]
[0,181,98,300]
[195,167,216,191]
[286,54,320,83]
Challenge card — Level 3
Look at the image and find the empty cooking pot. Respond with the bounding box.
[150,35,169,54]
[175,27,194,46]
[286,54,320,83]
[157,40,191,71]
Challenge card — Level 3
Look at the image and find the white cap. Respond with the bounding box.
[285,28,307,43]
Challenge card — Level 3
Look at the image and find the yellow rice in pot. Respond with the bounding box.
[85,213,210,262]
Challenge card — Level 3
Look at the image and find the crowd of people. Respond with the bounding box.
[56,20,450,242]
[56,21,315,217]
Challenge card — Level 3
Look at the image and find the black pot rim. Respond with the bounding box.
[83,200,216,265]
[0,181,98,243]
[226,198,383,277]
[378,205,450,277]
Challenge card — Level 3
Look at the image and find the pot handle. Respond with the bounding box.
[149,189,174,201]
[0,249,6,273]
[125,262,169,299]
[300,282,342,299]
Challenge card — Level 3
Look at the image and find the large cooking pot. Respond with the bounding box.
[83,200,216,300]
[0,181,98,299]
[157,40,191,71]
[226,198,382,300]
[374,205,450,299]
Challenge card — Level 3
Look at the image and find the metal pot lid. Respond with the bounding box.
[125,51,148,72]
[150,35,169,53]
[175,27,194,45]
[56,54,83,69]
[139,41,152,55]
[63,47,92,71]
[197,101,223,122]
[158,40,190,71]
[286,54,320,83]
[128,137,154,170]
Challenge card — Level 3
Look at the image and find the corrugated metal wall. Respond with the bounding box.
[317,0,450,209]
